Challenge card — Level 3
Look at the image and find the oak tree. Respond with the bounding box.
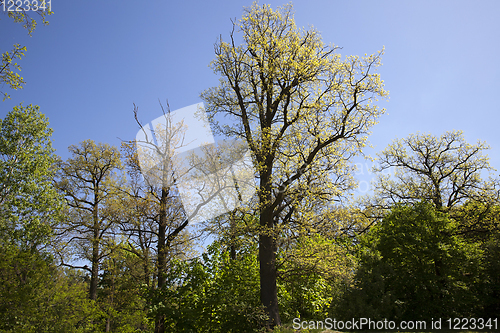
[201,3,387,326]
[131,102,233,333]
[56,140,123,301]
[371,130,498,213]
[337,202,483,320]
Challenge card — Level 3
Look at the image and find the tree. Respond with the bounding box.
[120,138,196,289]
[131,101,228,333]
[1,2,52,100]
[0,105,100,333]
[121,136,188,292]
[201,3,387,326]
[371,130,498,213]
[357,131,500,319]
[55,140,123,301]
[130,104,190,333]
[0,103,62,248]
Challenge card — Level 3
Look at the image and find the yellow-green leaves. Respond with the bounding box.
[1,4,52,100]
[1,44,27,101]
[372,130,497,211]
[6,2,52,36]
[0,104,62,248]
[202,3,388,324]
[202,2,388,206]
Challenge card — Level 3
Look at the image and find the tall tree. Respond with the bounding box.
[201,3,387,326]
[120,139,190,289]
[0,103,62,248]
[55,140,123,301]
[0,104,93,332]
[132,102,222,333]
[131,100,247,332]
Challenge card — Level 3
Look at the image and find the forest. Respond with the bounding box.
[1,2,499,333]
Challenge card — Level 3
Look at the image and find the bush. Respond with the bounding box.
[148,241,267,332]
[333,201,483,321]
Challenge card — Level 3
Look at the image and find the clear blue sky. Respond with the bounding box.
[2,0,500,186]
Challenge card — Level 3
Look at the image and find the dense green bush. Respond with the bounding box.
[148,241,267,332]
[0,247,103,333]
[333,201,484,321]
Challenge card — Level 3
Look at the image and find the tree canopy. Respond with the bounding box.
[0,104,62,248]
[371,130,498,212]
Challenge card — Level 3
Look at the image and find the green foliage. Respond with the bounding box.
[0,44,27,101]
[454,201,500,317]
[1,3,52,100]
[278,271,332,323]
[334,201,483,321]
[0,104,62,248]
[278,234,356,323]
[98,247,153,332]
[0,247,102,333]
[453,200,500,241]
[479,232,500,317]
[148,241,267,332]
[0,247,54,330]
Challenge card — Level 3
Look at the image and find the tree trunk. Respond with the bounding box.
[259,169,281,328]
[259,231,281,328]
[90,203,99,301]
[154,186,168,333]
[230,212,237,260]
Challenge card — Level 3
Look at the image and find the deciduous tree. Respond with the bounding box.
[336,202,483,320]
[55,140,123,301]
[0,105,98,333]
[371,130,498,213]
[131,102,227,333]
[0,103,62,248]
[201,3,387,326]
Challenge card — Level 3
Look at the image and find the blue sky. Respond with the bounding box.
[2,0,500,189]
